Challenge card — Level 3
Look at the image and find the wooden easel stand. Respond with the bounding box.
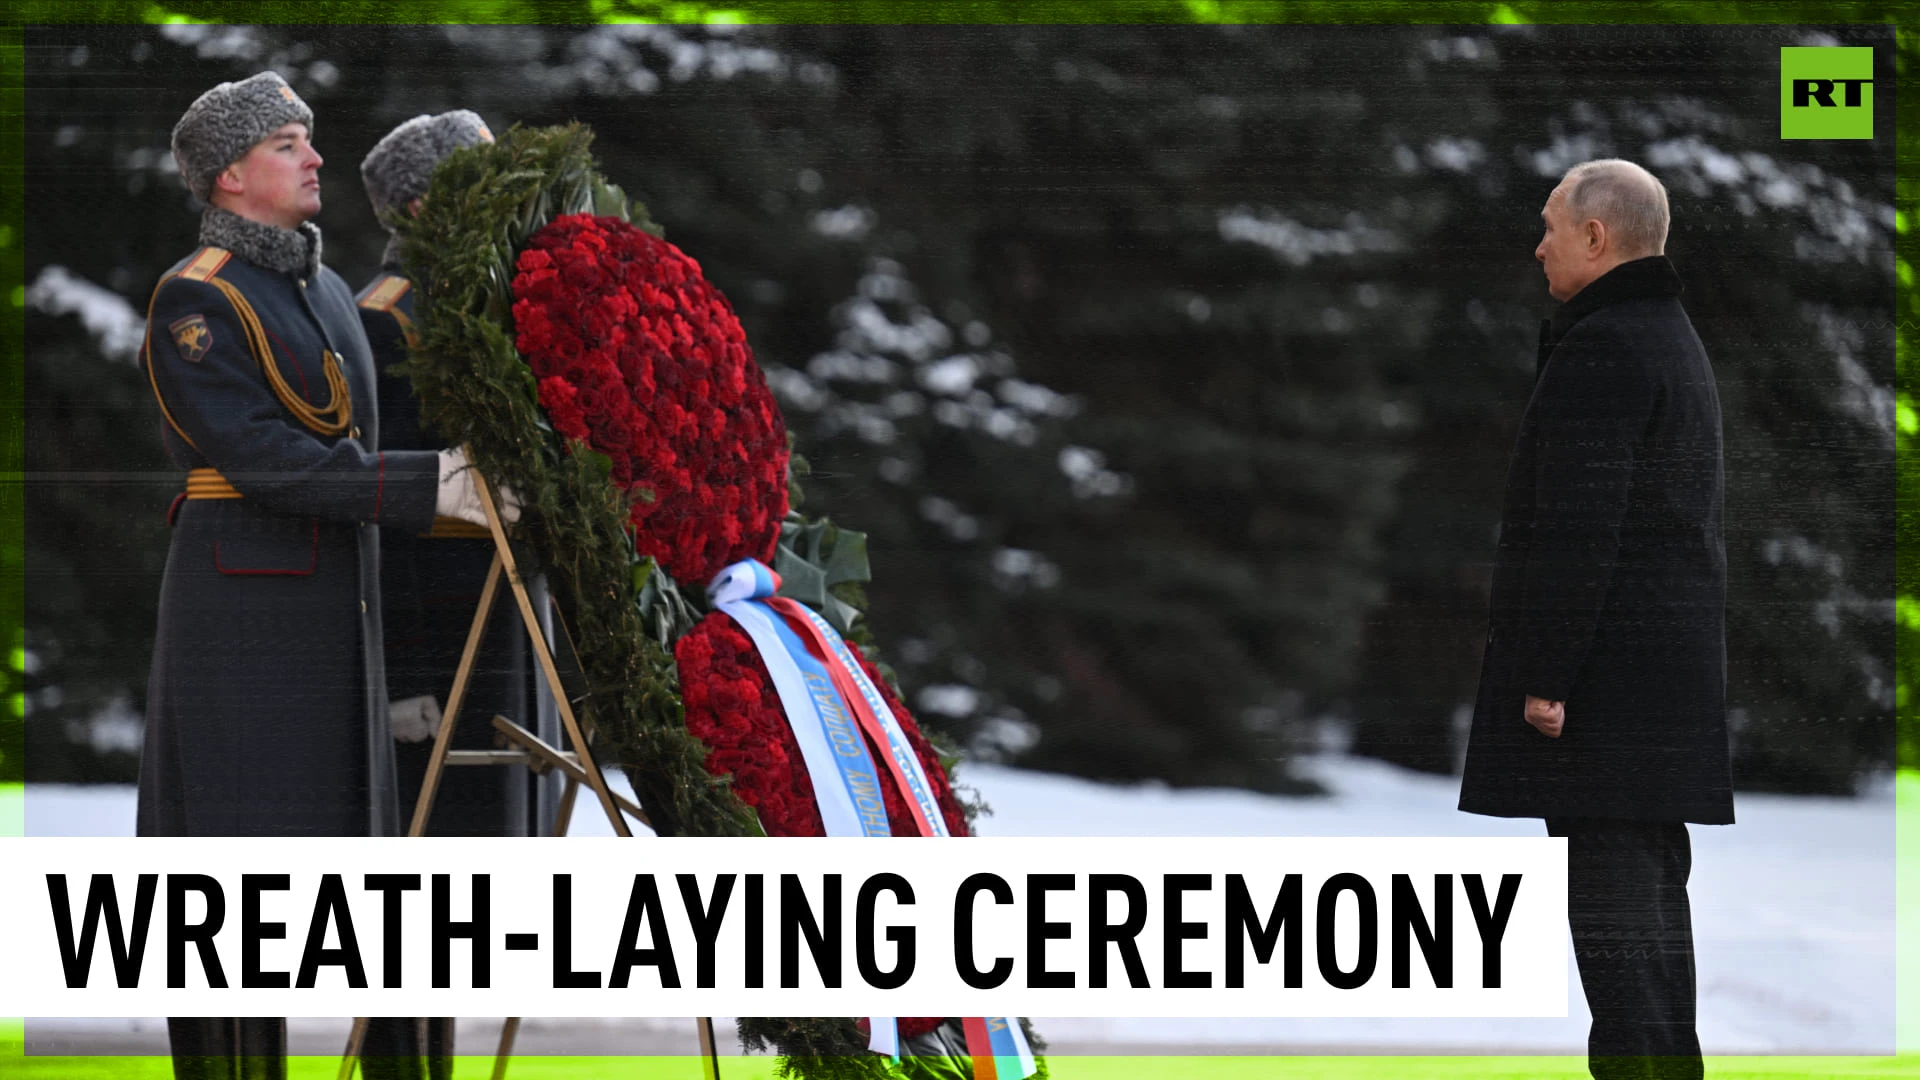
[341,457,719,1080]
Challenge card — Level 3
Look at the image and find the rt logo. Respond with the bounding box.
[1780,47,1873,139]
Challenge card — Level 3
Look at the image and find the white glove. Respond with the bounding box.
[435,448,522,527]
[389,694,443,743]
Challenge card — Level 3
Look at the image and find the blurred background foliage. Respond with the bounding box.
[16,14,1900,798]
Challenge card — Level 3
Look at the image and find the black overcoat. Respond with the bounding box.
[1459,256,1733,824]
[137,213,439,838]
[357,270,534,836]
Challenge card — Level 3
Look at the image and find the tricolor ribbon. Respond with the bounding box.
[765,596,950,838]
[707,559,1036,1077]
[964,1015,1039,1080]
[708,560,891,839]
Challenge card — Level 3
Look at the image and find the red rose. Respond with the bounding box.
[674,613,969,841]
[511,213,789,586]
[535,376,589,443]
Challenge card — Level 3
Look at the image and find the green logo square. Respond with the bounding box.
[1781,47,1874,139]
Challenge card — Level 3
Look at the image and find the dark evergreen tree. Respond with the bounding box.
[22,17,1894,795]
[1346,25,1897,794]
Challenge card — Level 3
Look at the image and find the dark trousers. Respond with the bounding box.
[1545,818,1703,1080]
[165,1018,282,1080]
[167,1017,451,1080]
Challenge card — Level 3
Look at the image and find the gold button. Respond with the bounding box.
[361,600,368,614]
[351,426,362,440]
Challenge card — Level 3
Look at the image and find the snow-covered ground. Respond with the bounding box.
[19,755,1897,1056]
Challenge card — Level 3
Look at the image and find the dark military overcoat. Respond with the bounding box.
[357,268,537,836]
[1459,256,1734,825]
[137,208,440,838]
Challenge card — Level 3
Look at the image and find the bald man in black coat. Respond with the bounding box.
[1460,159,1732,1080]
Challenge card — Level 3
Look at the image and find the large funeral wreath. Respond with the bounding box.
[392,123,1044,1080]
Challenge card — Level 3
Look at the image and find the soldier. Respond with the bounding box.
[137,72,510,1080]
[358,108,538,836]
[356,109,536,1080]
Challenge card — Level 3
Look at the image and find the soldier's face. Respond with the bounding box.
[223,122,324,230]
[1534,183,1596,302]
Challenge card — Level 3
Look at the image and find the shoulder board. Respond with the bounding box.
[176,246,232,283]
[144,246,235,455]
[357,275,412,314]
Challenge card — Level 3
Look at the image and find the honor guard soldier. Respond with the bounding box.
[357,109,546,1080]
[358,109,548,842]
[137,72,510,1080]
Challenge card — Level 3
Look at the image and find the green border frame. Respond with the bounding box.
[2,3,1913,1077]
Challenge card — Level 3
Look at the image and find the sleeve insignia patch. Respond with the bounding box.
[357,275,411,313]
[170,314,212,363]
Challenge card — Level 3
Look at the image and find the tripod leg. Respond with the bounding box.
[697,1017,721,1080]
[337,1017,369,1080]
[409,554,505,838]
[469,468,631,838]
[551,776,581,838]
[489,1017,521,1080]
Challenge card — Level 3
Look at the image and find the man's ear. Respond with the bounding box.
[213,163,245,197]
[1585,217,1607,256]
[407,196,424,217]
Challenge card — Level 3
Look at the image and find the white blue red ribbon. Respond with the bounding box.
[961,1016,1039,1079]
[767,597,949,838]
[707,559,1035,1076]
[707,561,890,839]
[994,1014,1039,1078]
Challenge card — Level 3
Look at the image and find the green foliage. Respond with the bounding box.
[398,122,760,838]
[737,1017,1048,1080]
[777,514,872,635]
[398,122,1010,1076]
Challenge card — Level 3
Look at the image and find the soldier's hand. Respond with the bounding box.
[1524,695,1564,738]
[435,448,478,523]
[494,483,524,525]
[389,694,443,743]
[435,447,521,526]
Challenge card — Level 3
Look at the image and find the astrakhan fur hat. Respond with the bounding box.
[360,110,494,222]
[171,71,314,203]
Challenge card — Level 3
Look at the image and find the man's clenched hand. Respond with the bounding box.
[1525,695,1565,738]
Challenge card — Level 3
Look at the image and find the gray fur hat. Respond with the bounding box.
[171,71,314,203]
[360,110,494,221]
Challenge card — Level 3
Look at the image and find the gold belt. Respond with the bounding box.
[184,467,242,500]
[187,468,492,540]
[425,518,492,540]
